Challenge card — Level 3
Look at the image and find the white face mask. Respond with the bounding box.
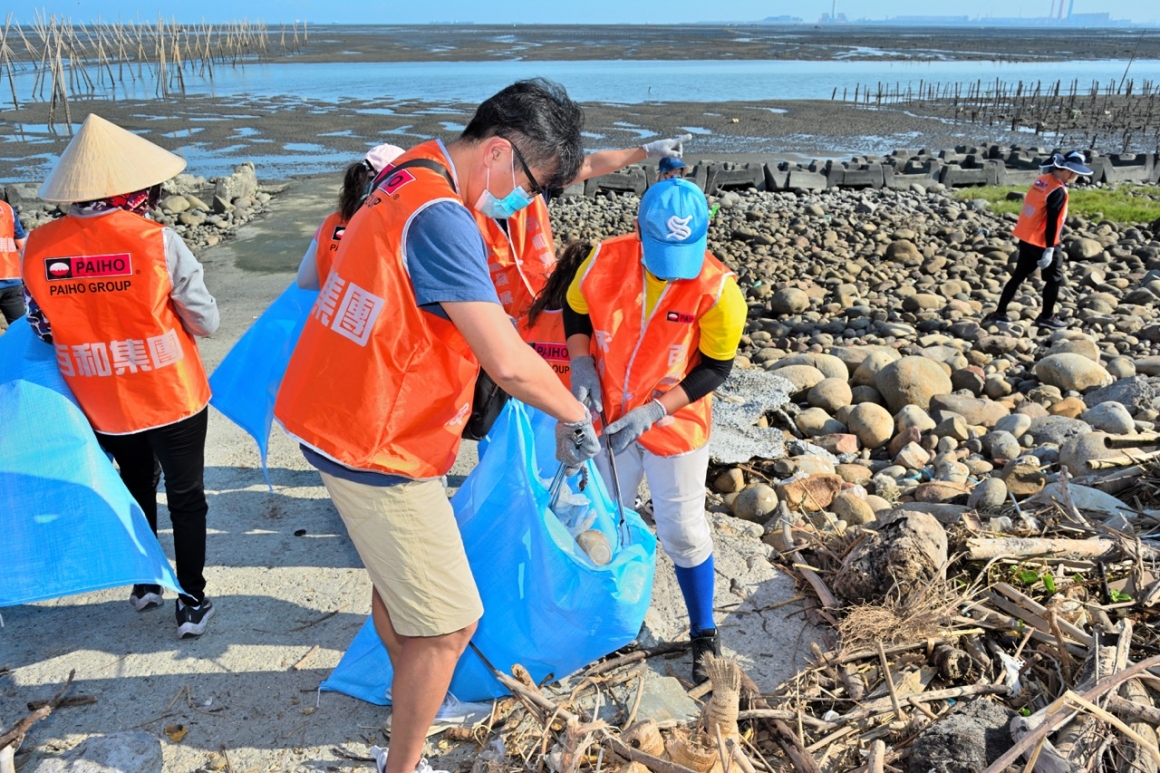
[473,153,535,219]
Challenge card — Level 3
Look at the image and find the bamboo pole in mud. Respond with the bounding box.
[0,14,20,109]
[154,15,166,98]
[170,19,185,96]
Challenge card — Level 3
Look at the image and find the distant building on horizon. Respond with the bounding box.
[760,15,804,24]
[816,8,1141,26]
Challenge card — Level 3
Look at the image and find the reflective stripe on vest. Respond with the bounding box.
[314,210,347,284]
[22,210,210,434]
[476,194,557,319]
[1012,173,1068,248]
[519,307,570,389]
[0,201,19,280]
[580,234,735,457]
[275,141,480,478]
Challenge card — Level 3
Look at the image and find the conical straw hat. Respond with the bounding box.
[38,114,187,203]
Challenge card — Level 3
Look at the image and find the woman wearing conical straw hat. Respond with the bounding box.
[23,114,220,639]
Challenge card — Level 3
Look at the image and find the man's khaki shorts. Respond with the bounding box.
[320,473,483,638]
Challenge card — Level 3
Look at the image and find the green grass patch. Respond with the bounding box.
[955,183,1160,223]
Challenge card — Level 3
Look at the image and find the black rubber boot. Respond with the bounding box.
[691,628,722,684]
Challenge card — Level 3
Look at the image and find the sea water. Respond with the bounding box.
[7,58,1159,105]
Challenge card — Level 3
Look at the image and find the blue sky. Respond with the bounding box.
[9,0,1155,25]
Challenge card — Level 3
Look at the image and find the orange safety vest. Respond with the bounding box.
[313,210,348,284]
[1012,173,1068,248]
[476,194,557,319]
[22,210,211,435]
[275,141,480,478]
[0,200,20,281]
[519,308,570,389]
[580,234,735,457]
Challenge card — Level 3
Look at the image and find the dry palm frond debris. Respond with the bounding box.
[418,465,1160,773]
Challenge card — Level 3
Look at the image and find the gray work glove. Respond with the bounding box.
[604,399,667,455]
[1038,247,1055,270]
[570,355,603,413]
[641,134,693,159]
[556,413,601,474]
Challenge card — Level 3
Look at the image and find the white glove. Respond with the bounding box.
[642,134,692,159]
[1038,247,1055,270]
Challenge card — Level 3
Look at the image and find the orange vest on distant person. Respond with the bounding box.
[1012,173,1068,248]
[0,200,20,281]
[476,195,557,319]
[22,210,210,435]
[313,210,347,284]
[580,234,735,457]
[519,308,570,389]
[275,140,479,478]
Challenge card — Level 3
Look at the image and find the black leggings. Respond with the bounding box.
[0,284,26,324]
[96,408,209,603]
[995,240,1065,319]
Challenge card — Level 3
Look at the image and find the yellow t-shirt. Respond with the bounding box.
[566,248,746,360]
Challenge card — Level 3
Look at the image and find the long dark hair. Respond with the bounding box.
[526,240,592,328]
[338,160,376,221]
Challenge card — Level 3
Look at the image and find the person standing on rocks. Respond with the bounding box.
[275,79,601,773]
[0,195,29,324]
[22,114,220,638]
[478,133,692,322]
[982,150,1092,331]
[564,178,746,683]
[295,143,406,291]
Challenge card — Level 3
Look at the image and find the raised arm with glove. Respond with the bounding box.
[642,134,692,159]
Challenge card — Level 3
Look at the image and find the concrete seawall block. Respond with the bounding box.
[786,169,829,192]
[584,165,649,196]
[705,162,766,192]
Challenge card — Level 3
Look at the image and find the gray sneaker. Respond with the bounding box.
[175,598,215,639]
[129,584,163,612]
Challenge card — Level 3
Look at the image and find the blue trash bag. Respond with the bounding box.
[209,283,318,487]
[0,318,183,606]
[320,400,657,703]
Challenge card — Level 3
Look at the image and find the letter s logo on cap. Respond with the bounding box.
[666,215,693,241]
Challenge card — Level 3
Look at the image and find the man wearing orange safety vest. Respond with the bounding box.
[0,197,29,324]
[982,150,1092,331]
[479,134,692,321]
[564,178,747,685]
[22,114,220,638]
[275,79,600,773]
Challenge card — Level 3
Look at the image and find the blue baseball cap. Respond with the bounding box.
[639,178,709,281]
[658,156,687,175]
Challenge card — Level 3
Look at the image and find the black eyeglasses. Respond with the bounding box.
[502,136,543,197]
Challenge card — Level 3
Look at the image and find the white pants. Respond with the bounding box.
[595,440,713,569]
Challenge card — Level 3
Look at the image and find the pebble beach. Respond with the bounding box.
[4,22,1160,773]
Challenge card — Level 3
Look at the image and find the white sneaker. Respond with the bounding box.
[369,747,450,773]
[382,693,494,738]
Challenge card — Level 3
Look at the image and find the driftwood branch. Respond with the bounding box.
[0,670,75,751]
[607,737,699,773]
[983,655,1160,773]
[968,537,1117,560]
